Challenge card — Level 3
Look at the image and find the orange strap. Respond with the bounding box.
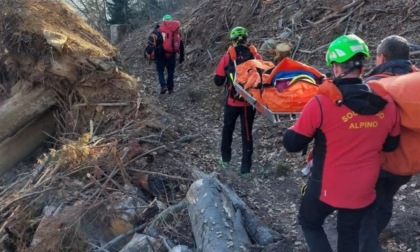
[367,81,388,99]
[318,79,342,104]
[318,79,388,104]
[148,33,158,48]
[227,46,236,61]
[248,45,258,58]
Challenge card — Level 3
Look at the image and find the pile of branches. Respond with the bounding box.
[0,125,197,251]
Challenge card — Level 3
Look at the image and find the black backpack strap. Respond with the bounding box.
[314,96,323,128]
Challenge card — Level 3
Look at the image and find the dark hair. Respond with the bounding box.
[377,35,410,60]
[336,53,365,73]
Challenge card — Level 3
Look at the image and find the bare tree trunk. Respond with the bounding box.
[0,111,56,175]
[189,171,281,246]
[0,88,56,143]
[186,176,252,251]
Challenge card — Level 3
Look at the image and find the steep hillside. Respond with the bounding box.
[117,0,420,251]
[121,0,420,78]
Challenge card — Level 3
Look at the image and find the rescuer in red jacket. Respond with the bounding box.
[283,34,401,252]
[214,26,262,179]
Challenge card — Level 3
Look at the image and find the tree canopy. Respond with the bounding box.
[106,0,134,25]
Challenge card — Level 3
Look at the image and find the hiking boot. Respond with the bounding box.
[240,173,251,180]
[168,89,174,94]
[160,86,168,94]
[218,158,230,169]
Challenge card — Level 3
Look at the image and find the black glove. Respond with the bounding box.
[179,56,184,64]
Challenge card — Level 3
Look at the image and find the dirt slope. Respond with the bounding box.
[118,0,420,251]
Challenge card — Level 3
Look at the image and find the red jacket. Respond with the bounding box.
[285,79,400,209]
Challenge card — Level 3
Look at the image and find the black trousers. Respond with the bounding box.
[299,177,376,252]
[221,104,256,174]
[359,169,412,251]
[156,55,176,91]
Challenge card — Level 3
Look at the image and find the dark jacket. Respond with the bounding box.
[365,59,415,81]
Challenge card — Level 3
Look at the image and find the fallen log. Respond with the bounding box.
[191,171,280,246]
[186,174,252,251]
[215,178,280,245]
[0,111,56,175]
[0,88,56,143]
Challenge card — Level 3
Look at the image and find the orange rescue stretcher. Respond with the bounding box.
[233,57,325,124]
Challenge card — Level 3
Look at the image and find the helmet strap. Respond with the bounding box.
[232,39,246,47]
[334,60,363,79]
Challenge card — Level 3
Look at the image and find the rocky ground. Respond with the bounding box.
[116,0,420,251]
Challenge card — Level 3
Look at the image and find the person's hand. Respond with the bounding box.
[179,56,184,64]
[301,183,307,196]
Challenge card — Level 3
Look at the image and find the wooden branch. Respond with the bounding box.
[206,49,213,60]
[138,138,162,145]
[128,168,192,182]
[0,204,21,233]
[292,35,302,59]
[0,179,21,198]
[251,0,260,16]
[87,173,110,197]
[324,2,364,32]
[100,223,148,250]
[73,102,130,107]
[343,5,353,34]
[104,201,188,250]
[0,187,57,215]
[408,43,420,49]
[158,235,173,251]
[124,145,166,167]
[34,162,61,187]
[223,2,233,30]
[340,0,364,12]
[174,133,201,144]
[298,43,329,54]
[410,50,420,56]
[145,199,188,233]
[309,0,364,25]
[96,166,123,189]
[87,242,110,252]
[108,146,131,187]
[97,167,119,198]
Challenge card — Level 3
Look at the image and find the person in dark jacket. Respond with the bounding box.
[214,26,262,179]
[146,14,184,94]
[359,35,416,251]
[282,34,401,252]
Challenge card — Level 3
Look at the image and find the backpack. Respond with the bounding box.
[226,44,258,103]
[367,71,420,175]
[158,20,181,57]
[144,33,158,60]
